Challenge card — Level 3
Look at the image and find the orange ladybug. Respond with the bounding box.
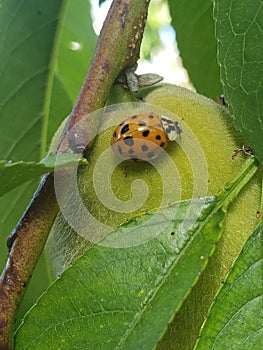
[111,112,181,161]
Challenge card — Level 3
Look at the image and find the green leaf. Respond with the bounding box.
[168,1,221,97]
[15,197,224,349]
[0,0,97,332]
[195,222,263,350]
[0,0,96,307]
[214,0,263,164]
[0,0,96,162]
[0,0,62,162]
[0,154,87,198]
[48,0,97,144]
[0,0,63,276]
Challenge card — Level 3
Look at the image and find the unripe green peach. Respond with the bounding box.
[143,83,261,262]
[48,83,260,268]
[47,84,261,350]
[142,84,261,350]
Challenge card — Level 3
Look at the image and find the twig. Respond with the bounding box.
[0,1,150,349]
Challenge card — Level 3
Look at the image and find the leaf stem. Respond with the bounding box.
[0,1,151,349]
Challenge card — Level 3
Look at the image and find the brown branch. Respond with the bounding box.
[0,174,58,350]
[0,0,150,349]
[59,0,150,140]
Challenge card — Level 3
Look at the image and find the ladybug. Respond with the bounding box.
[111,112,181,161]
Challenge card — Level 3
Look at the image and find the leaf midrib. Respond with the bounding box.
[40,0,69,158]
[116,198,218,349]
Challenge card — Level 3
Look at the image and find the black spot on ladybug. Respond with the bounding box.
[124,136,134,146]
[147,152,155,158]
[141,144,148,152]
[128,149,135,154]
[138,120,146,126]
[156,135,161,140]
[131,115,138,119]
[160,142,165,147]
[121,124,130,134]
[142,130,150,137]
[148,114,154,119]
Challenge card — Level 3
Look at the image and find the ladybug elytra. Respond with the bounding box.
[111,112,181,161]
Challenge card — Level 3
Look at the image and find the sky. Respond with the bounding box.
[90,0,190,87]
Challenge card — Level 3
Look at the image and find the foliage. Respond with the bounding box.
[0,0,262,349]
[0,0,96,284]
[195,222,263,350]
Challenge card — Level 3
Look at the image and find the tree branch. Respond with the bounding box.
[0,1,150,349]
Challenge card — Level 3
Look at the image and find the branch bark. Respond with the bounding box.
[0,0,150,349]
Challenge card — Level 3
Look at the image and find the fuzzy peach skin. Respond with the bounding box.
[47,86,261,349]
